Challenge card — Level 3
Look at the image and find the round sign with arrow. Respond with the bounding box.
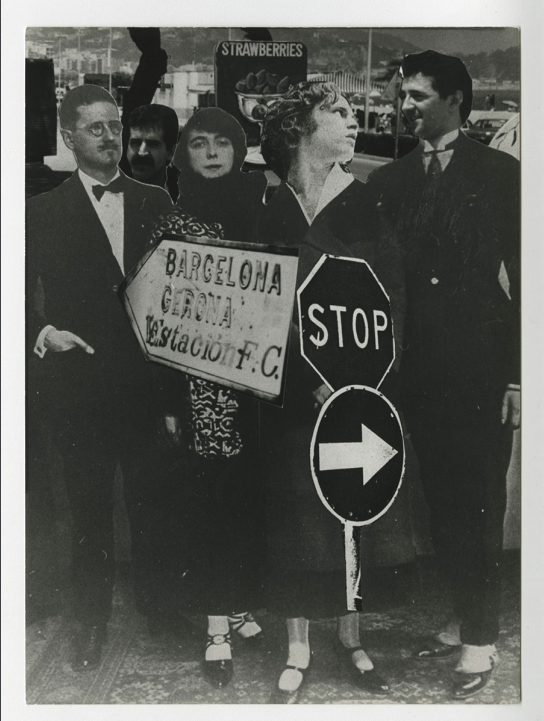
[310,384,405,610]
[311,385,405,526]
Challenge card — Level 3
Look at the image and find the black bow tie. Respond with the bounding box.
[92,176,124,201]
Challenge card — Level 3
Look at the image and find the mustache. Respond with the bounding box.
[130,155,155,167]
[99,142,120,151]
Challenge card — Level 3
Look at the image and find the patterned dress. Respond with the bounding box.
[149,209,243,460]
[133,208,264,619]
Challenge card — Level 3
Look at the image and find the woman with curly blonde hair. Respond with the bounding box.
[257,82,402,702]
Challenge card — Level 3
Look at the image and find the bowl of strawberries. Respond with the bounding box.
[235,70,291,123]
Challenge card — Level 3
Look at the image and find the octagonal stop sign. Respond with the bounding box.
[297,255,394,391]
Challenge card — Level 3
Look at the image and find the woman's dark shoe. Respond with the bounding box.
[228,612,263,645]
[413,638,461,660]
[269,659,311,704]
[336,640,390,695]
[203,632,233,688]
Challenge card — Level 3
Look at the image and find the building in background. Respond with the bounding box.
[25,41,128,89]
[153,64,214,123]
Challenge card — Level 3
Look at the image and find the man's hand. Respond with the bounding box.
[501,389,520,429]
[44,329,95,354]
[312,383,332,409]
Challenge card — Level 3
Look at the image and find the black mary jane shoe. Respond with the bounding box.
[336,641,390,695]
[413,638,462,661]
[228,612,264,645]
[269,660,311,704]
[451,665,493,699]
[203,632,233,688]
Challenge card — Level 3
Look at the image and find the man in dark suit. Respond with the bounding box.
[26,84,172,670]
[367,51,520,699]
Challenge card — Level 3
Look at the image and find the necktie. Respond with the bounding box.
[425,150,443,180]
[92,176,125,201]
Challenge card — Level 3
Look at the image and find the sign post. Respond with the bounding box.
[120,234,299,406]
[298,254,400,609]
[311,385,405,610]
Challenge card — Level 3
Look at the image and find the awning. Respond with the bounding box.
[308,71,385,95]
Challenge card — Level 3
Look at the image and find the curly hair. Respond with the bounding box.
[261,81,346,179]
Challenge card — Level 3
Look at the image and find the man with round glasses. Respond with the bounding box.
[82,119,123,136]
[26,84,172,671]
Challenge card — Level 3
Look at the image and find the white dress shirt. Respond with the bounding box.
[78,168,125,274]
[420,128,459,174]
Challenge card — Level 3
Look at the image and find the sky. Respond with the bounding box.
[379,27,519,54]
[27,27,520,57]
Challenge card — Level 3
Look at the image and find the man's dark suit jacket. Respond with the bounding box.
[366,132,520,407]
[26,170,172,414]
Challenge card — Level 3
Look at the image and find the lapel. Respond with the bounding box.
[289,183,356,285]
[64,171,125,283]
[403,144,427,186]
[121,172,139,271]
[122,174,163,273]
[272,182,312,245]
[438,132,471,183]
[305,188,353,257]
[429,133,483,224]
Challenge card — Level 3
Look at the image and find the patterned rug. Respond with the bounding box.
[26,560,520,705]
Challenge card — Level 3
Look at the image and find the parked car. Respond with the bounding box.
[489,113,520,160]
[463,115,510,145]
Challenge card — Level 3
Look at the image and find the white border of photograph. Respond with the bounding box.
[3,2,543,720]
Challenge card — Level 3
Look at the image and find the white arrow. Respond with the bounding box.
[319,424,398,484]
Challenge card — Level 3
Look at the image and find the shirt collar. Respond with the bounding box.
[78,168,121,192]
[287,163,354,225]
[420,128,460,153]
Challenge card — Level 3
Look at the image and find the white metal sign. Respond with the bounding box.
[120,234,299,405]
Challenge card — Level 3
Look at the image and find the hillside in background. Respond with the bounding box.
[25,27,520,81]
